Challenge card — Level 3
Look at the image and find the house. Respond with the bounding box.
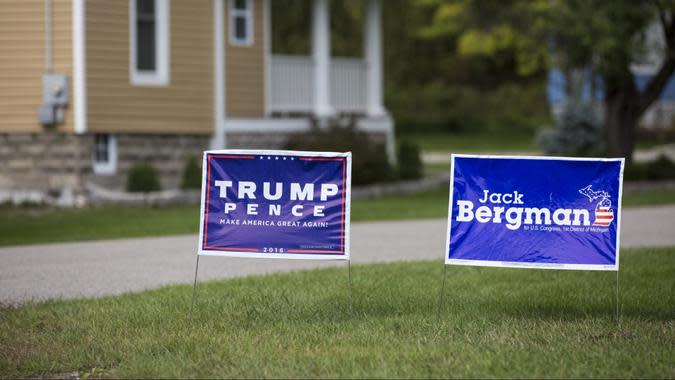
[547,21,675,130]
[0,0,393,202]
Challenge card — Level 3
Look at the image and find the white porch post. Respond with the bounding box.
[312,0,334,118]
[365,0,385,117]
[211,0,226,149]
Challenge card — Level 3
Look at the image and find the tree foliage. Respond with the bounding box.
[546,0,675,160]
[417,0,549,77]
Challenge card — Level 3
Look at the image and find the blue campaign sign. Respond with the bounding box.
[198,150,352,260]
[446,155,624,271]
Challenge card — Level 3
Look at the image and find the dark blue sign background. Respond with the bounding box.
[447,156,623,270]
[199,152,349,258]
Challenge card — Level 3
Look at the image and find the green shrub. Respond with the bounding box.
[127,163,161,192]
[645,155,675,180]
[181,157,201,190]
[284,119,395,185]
[537,100,604,156]
[624,162,648,181]
[387,82,551,134]
[397,140,423,180]
[624,155,675,181]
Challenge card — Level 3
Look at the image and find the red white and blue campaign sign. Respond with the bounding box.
[445,155,624,271]
[198,150,352,260]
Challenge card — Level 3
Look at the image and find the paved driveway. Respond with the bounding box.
[1,205,674,304]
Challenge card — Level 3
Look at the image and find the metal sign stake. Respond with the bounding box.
[190,254,201,314]
[436,263,448,321]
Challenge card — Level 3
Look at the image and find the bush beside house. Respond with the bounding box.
[127,163,161,193]
[284,121,396,186]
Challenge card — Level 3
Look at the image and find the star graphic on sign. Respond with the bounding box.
[291,157,295,160]
[283,157,286,160]
[267,157,271,160]
[275,157,279,160]
[259,156,263,159]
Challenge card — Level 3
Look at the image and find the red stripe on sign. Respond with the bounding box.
[340,157,346,253]
[204,246,260,252]
[595,215,614,219]
[209,155,256,159]
[203,156,213,249]
[286,249,343,253]
[299,157,345,161]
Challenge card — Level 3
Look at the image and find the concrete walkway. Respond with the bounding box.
[1,205,674,305]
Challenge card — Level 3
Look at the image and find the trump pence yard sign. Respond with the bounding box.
[198,150,352,260]
[445,155,624,271]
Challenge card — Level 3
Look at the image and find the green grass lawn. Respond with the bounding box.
[401,131,538,153]
[0,188,674,247]
[401,131,669,154]
[1,247,673,378]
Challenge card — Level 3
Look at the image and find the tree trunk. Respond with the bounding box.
[604,81,639,162]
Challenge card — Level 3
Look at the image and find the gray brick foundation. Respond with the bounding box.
[0,129,389,205]
[0,133,210,197]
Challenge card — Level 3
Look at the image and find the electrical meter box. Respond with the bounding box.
[42,74,68,106]
[38,74,69,126]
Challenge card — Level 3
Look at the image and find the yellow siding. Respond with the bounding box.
[86,0,213,134]
[225,0,265,118]
[0,0,74,133]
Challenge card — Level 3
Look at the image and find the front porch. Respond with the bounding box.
[266,0,386,118]
[214,0,393,159]
[269,55,368,114]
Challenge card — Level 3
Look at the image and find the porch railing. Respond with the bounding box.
[269,54,368,113]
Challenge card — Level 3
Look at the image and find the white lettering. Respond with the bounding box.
[320,184,339,201]
[290,183,314,201]
[291,205,303,216]
[505,207,523,230]
[456,200,474,222]
[572,209,590,226]
[475,206,492,223]
[238,181,256,199]
[493,206,504,223]
[224,202,236,214]
[552,209,572,226]
[215,180,232,198]
[269,204,281,216]
[263,182,283,200]
[524,208,551,225]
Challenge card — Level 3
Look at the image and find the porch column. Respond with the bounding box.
[211,0,226,149]
[364,0,386,117]
[312,0,334,118]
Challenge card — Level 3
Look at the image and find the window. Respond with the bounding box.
[93,134,117,175]
[229,0,253,46]
[130,0,170,86]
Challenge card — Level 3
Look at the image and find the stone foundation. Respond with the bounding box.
[0,128,390,205]
[0,133,90,197]
[88,134,210,191]
[0,133,210,200]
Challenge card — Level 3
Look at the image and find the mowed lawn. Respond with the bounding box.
[401,131,538,153]
[1,247,673,378]
[1,188,675,247]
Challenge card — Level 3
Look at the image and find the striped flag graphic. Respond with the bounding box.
[593,207,614,226]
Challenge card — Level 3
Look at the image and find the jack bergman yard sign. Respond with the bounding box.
[445,155,624,271]
[198,150,352,260]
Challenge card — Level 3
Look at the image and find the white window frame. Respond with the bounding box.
[92,134,118,175]
[228,0,254,47]
[130,0,170,86]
